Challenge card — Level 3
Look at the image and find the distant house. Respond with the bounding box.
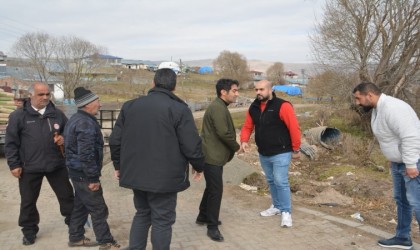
[0,64,5,77]
[1,66,65,102]
[250,70,264,81]
[0,51,6,77]
[285,78,308,85]
[121,59,148,70]
[82,54,122,66]
[0,51,7,62]
[284,70,298,78]
[0,76,28,88]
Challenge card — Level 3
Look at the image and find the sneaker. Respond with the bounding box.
[377,236,412,249]
[260,205,280,217]
[281,212,292,227]
[99,241,121,250]
[68,236,99,247]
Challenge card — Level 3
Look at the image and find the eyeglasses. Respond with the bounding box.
[37,93,51,96]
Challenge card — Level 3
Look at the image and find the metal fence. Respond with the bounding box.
[97,109,120,144]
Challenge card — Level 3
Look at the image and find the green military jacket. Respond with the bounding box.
[201,98,240,166]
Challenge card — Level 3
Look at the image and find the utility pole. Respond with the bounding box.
[179,58,186,101]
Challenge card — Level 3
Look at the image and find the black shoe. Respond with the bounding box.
[377,236,412,249]
[22,236,36,245]
[65,215,71,226]
[196,218,222,226]
[207,229,224,242]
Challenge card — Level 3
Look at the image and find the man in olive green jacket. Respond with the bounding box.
[196,78,240,242]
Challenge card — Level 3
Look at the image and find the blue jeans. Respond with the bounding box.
[391,160,420,239]
[259,152,292,213]
[69,178,114,244]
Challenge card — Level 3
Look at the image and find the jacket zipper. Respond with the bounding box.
[47,118,52,132]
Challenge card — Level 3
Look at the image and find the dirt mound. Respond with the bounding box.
[238,138,419,242]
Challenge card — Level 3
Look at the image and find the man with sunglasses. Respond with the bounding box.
[5,82,74,246]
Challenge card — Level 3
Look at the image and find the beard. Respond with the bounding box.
[360,105,373,113]
[257,94,269,102]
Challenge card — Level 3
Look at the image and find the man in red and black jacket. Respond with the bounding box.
[240,80,301,228]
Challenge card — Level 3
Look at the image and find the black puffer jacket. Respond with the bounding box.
[64,110,104,183]
[109,87,205,193]
[5,100,68,173]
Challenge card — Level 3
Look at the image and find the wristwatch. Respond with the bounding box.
[293,150,300,154]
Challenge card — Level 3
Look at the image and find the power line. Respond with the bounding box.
[0,15,41,32]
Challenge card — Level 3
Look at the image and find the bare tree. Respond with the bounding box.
[54,36,105,99]
[266,62,286,85]
[12,32,107,99]
[213,50,251,87]
[119,68,152,97]
[12,32,57,83]
[311,0,420,101]
[307,69,358,103]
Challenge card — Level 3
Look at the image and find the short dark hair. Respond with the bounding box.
[216,78,239,97]
[352,82,382,95]
[154,68,177,91]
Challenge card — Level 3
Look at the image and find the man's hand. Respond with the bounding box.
[54,134,64,146]
[88,182,101,191]
[11,167,22,178]
[114,170,120,180]
[192,169,203,182]
[292,152,301,159]
[406,168,419,178]
[239,142,250,153]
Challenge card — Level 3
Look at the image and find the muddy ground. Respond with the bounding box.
[237,134,420,242]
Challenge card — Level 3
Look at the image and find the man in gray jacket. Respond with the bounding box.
[353,82,420,250]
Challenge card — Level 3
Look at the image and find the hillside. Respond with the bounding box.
[184,59,321,77]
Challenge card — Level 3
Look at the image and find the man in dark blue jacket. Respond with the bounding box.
[109,68,205,250]
[64,87,120,250]
[5,82,74,246]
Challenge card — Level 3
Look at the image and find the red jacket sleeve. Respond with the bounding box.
[240,110,254,142]
[279,102,301,151]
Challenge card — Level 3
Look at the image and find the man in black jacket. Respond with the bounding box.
[64,87,120,249]
[5,82,74,246]
[109,68,205,250]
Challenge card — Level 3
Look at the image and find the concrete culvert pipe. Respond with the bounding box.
[303,126,341,150]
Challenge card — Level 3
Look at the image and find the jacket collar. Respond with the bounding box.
[23,100,57,117]
[251,91,278,108]
[77,109,98,121]
[216,97,229,106]
[148,87,187,106]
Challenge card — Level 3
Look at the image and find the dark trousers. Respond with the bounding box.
[68,178,114,244]
[18,167,74,238]
[129,189,177,250]
[198,163,223,229]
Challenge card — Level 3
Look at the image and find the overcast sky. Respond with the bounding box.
[0,0,325,63]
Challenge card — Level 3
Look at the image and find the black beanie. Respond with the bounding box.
[74,87,98,108]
